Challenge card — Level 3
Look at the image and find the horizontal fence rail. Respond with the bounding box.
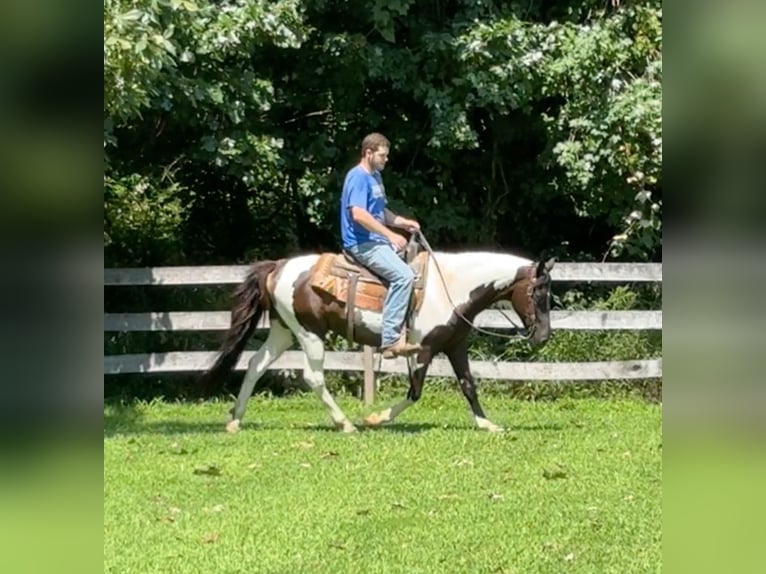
[104,351,662,380]
[104,310,662,332]
[104,262,662,286]
[104,262,662,401]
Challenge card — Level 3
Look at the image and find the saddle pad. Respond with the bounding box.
[309,251,428,313]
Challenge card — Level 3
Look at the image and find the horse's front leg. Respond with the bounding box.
[363,352,431,427]
[446,342,503,432]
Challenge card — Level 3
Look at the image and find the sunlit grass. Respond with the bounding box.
[104,393,661,573]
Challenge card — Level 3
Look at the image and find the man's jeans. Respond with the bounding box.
[347,242,414,347]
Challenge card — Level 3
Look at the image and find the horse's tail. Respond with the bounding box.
[203,260,278,388]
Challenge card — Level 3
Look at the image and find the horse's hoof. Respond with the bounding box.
[475,417,504,433]
[225,419,241,434]
[363,413,383,427]
[338,421,358,433]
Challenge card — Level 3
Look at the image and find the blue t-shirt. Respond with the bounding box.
[339,165,389,249]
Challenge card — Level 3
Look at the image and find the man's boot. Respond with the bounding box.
[380,329,422,359]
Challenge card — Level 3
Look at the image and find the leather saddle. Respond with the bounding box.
[309,237,429,342]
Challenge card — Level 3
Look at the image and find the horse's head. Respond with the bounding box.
[508,257,555,346]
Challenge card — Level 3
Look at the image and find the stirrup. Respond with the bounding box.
[380,325,420,356]
[380,340,422,359]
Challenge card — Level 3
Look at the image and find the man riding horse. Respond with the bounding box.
[205,134,555,434]
[339,132,422,358]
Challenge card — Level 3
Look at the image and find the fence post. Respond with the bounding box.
[362,345,375,405]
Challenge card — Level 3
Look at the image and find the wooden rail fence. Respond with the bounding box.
[104,262,662,403]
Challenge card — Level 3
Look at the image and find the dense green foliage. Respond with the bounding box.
[104,0,663,401]
[104,0,662,265]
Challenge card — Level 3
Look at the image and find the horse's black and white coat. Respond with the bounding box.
[206,251,554,433]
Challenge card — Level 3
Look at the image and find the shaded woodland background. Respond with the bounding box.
[104,0,662,400]
[105,0,661,266]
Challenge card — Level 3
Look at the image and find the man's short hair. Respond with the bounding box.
[360,133,390,156]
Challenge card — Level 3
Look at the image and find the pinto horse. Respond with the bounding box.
[205,243,555,433]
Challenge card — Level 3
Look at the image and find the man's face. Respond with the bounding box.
[368,146,389,172]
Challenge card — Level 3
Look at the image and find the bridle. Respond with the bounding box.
[413,230,548,342]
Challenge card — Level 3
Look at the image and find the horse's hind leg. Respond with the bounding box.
[227,317,294,433]
[297,330,357,433]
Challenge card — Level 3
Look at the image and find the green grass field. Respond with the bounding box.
[104,392,661,574]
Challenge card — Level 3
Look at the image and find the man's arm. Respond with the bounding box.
[350,207,396,239]
[350,207,408,251]
[384,208,420,230]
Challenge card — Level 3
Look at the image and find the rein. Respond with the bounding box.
[413,231,533,342]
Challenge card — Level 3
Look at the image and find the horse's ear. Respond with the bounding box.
[544,257,556,272]
[536,257,556,277]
